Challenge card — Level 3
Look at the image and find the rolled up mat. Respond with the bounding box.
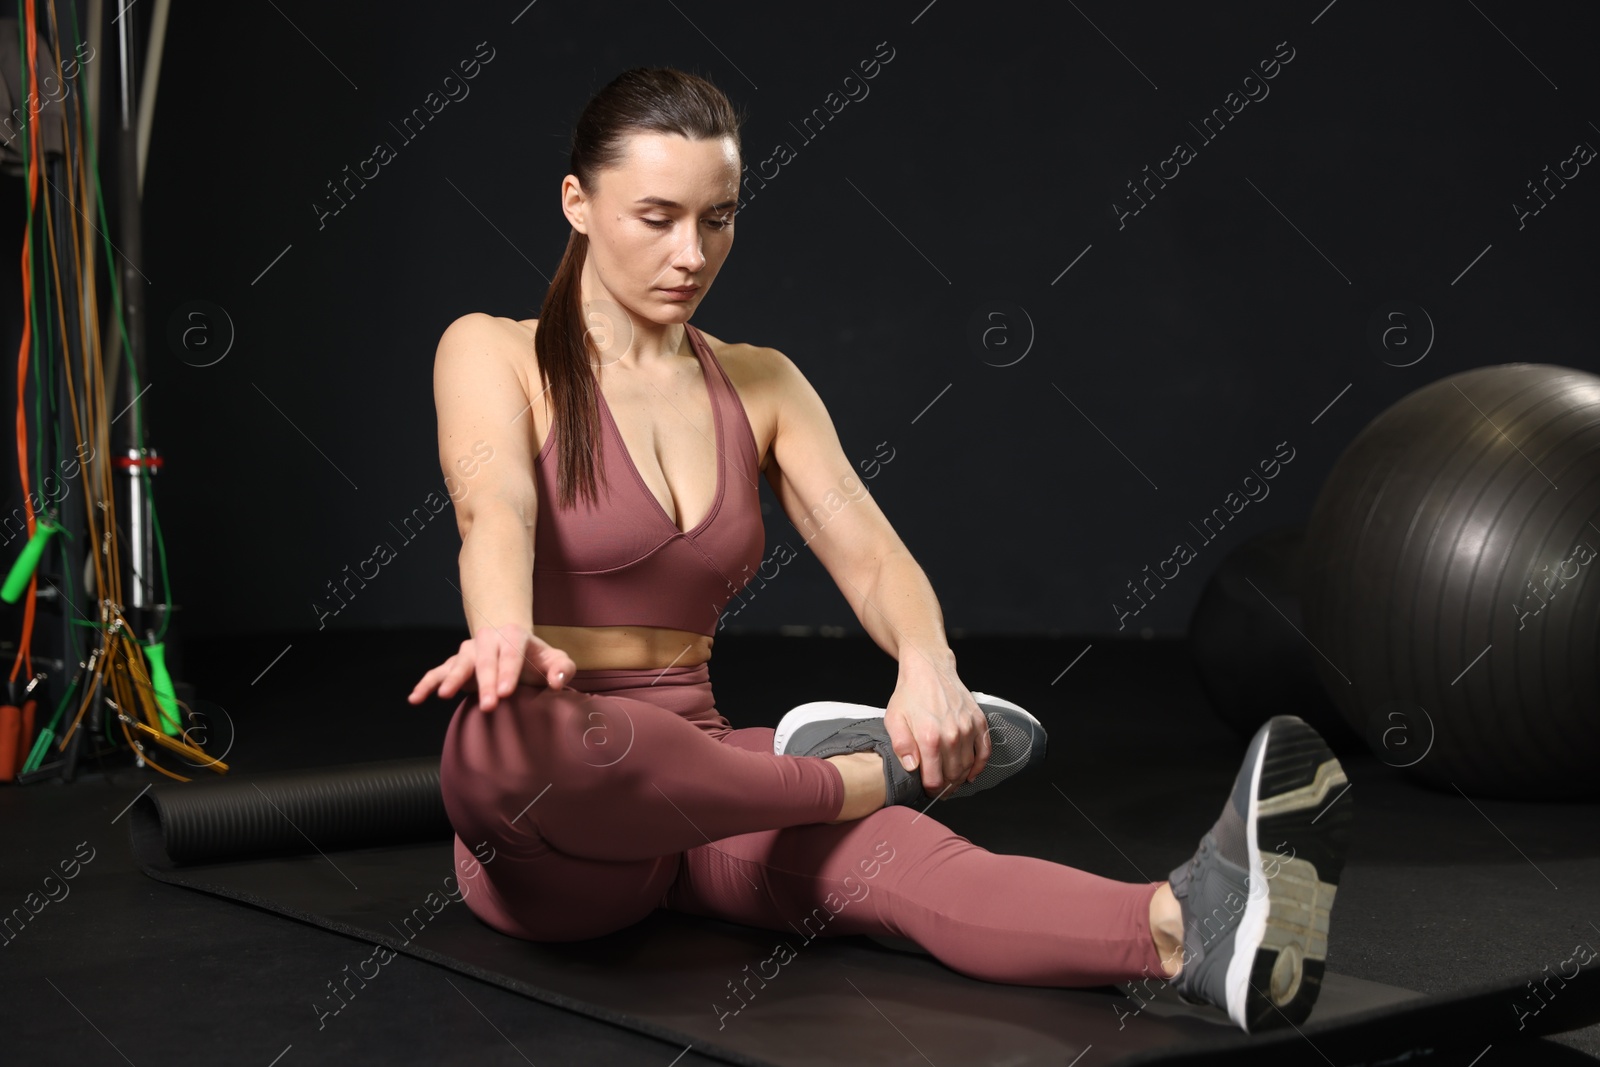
[130,757,450,867]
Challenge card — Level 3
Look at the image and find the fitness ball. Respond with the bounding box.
[1301,363,1600,800]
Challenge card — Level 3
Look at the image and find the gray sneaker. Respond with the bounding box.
[1166,714,1351,1032]
[774,692,1046,807]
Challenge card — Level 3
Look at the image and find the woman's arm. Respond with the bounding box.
[759,347,991,795]
[420,313,572,708]
[434,313,539,632]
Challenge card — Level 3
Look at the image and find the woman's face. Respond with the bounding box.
[565,131,739,330]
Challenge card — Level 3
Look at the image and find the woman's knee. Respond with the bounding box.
[440,685,649,814]
[441,685,567,815]
[443,685,576,774]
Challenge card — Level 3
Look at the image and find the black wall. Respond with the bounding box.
[122,2,1600,639]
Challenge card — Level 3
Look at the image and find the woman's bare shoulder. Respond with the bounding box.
[437,311,537,351]
[695,327,786,388]
[435,312,542,381]
[434,314,548,432]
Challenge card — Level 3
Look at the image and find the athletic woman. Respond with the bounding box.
[407,67,1351,1034]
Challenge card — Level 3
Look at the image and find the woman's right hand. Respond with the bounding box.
[407,624,579,712]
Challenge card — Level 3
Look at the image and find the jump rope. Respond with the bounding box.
[2,0,220,782]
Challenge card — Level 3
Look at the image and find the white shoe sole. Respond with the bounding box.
[1223,716,1351,1032]
[772,700,887,755]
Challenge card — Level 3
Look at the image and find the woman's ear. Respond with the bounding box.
[561,175,589,235]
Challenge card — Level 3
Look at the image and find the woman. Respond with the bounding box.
[407,67,1351,1035]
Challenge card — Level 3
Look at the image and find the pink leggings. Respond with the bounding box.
[437,663,1166,987]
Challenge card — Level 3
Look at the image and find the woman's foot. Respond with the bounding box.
[1165,715,1352,1033]
[775,693,1047,808]
[773,700,892,755]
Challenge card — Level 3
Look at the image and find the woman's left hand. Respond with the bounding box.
[882,658,992,799]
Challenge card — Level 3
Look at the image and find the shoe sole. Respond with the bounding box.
[773,701,888,755]
[1229,715,1351,1033]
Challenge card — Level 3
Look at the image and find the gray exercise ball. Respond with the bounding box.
[1301,363,1600,800]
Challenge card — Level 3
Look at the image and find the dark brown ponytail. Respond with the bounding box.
[536,68,744,509]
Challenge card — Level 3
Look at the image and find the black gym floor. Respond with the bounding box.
[4,631,1598,1064]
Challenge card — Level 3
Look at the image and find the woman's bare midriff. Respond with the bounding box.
[533,623,713,672]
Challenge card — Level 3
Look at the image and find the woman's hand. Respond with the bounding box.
[407,624,579,712]
[882,656,992,798]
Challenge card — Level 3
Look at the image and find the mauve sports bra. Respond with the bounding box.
[531,323,766,638]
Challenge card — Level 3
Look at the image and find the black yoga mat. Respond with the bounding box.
[130,757,1600,1066]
